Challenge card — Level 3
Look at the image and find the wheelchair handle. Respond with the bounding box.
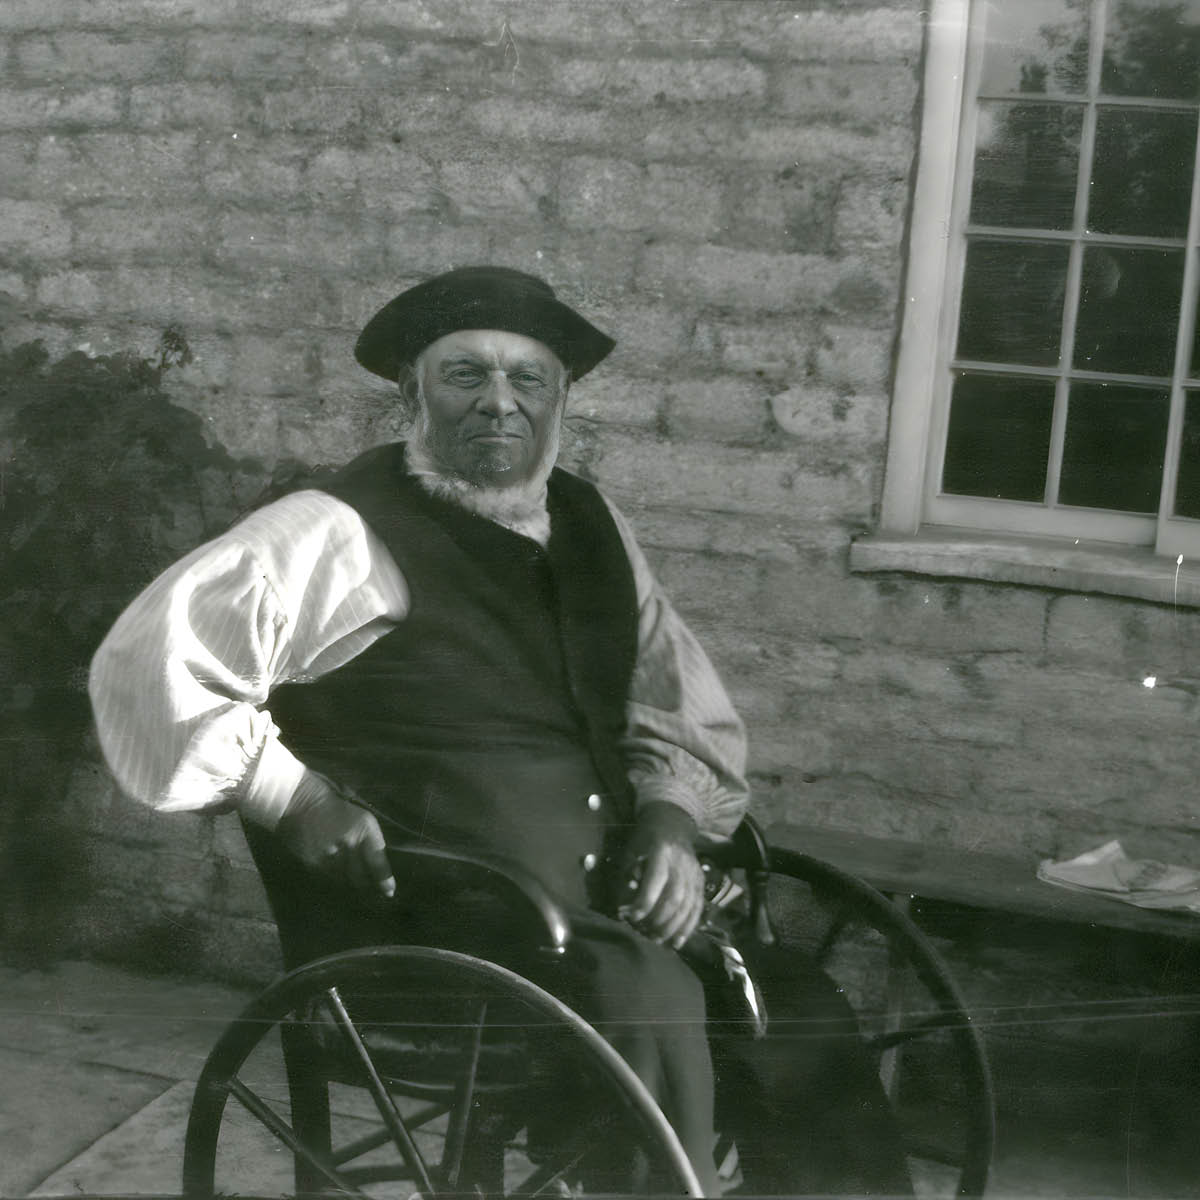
[384,842,572,955]
[697,814,776,947]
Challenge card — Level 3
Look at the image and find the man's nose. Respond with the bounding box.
[475,373,519,417]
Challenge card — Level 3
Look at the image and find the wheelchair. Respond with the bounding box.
[182,817,994,1198]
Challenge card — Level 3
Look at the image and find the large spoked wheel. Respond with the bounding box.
[764,848,995,1199]
[183,945,703,1198]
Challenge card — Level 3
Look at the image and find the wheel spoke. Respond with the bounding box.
[442,999,488,1190]
[510,1111,618,1196]
[187,946,704,1200]
[332,1100,449,1167]
[331,1124,395,1168]
[228,1076,368,1196]
[325,986,438,1196]
[513,1149,589,1198]
[813,904,853,967]
[339,1163,428,1186]
[868,1010,970,1054]
[878,936,909,1098]
[904,1136,967,1168]
[763,850,995,1199]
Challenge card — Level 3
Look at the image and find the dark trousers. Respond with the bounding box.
[709,936,914,1197]
[246,826,912,1196]
[527,912,913,1197]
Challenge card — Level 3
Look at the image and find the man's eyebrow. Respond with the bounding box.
[438,354,488,370]
[437,354,554,373]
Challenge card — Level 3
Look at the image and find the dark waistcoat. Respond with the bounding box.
[268,443,640,907]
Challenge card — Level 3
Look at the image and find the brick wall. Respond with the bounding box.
[2,0,1198,985]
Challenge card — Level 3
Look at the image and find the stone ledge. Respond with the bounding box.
[850,528,1200,609]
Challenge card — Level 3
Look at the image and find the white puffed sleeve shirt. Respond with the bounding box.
[88,487,750,838]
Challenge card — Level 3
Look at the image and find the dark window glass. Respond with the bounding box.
[957,241,1069,366]
[942,373,1055,502]
[1059,382,1169,511]
[1088,108,1197,237]
[980,0,1089,95]
[1187,252,1200,374]
[1174,391,1200,517]
[1073,246,1183,375]
[971,101,1083,229]
[1102,0,1200,100]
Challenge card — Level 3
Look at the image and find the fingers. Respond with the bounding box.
[357,817,397,898]
[623,845,705,949]
[664,868,706,948]
[278,776,395,899]
[342,815,396,898]
[652,855,705,948]
[625,849,669,924]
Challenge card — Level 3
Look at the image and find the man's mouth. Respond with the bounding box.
[468,431,523,442]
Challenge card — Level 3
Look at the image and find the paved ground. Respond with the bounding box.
[0,961,255,1196]
[0,958,1197,1198]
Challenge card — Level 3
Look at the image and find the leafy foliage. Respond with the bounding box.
[0,339,267,727]
[0,336,270,959]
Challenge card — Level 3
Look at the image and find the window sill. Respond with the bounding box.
[849,528,1200,608]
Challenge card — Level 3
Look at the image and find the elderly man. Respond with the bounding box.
[89,266,909,1197]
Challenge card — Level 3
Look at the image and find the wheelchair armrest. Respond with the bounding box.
[385,842,572,955]
[696,813,771,873]
[695,814,776,946]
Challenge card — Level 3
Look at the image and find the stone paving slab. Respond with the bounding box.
[0,1046,171,1197]
[27,1078,445,1197]
[0,961,253,1196]
[28,1080,292,1198]
[3,959,1196,1199]
[0,961,252,1083]
[1,960,450,1197]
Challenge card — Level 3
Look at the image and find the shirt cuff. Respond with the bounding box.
[633,777,706,827]
[239,735,307,830]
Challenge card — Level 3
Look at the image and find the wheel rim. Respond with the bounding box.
[183,944,705,1198]
[764,848,995,1200]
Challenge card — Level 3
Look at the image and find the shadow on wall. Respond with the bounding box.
[0,331,294,966]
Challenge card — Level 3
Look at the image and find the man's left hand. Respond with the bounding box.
[618,801,705,949]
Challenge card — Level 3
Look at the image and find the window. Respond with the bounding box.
[882,0,1200,563]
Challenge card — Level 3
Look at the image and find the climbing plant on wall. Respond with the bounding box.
[0,334,270,960]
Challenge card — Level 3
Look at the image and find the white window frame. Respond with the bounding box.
[880,0,1200,565]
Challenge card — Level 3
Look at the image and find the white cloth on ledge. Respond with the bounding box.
[1038,841,1200,913]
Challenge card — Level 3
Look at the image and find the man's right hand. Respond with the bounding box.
[275,769,396,898]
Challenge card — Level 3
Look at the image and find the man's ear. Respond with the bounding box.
[396,361,417,399]
[396,362,420,419]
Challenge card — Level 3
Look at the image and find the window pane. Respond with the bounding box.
[1102,0,1200,99]
[971,101,1083,229]
[1088,108,1197,237]
[1174,391,1200,518]
[1059,383,1169,511]
[942,373,1055,502]
[1188,254,1200,375]
[957,241,1069,365]
[1073,246,1184,375]
[980,0,1090,95]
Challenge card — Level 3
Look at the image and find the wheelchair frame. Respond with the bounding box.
[182,817,995,1198]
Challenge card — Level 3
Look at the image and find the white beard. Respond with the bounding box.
[404,406,561,547]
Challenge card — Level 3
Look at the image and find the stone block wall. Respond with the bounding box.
[2,0,1198,988]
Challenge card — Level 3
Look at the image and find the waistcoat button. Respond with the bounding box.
[581,852,598,872]
[587,793,602,811]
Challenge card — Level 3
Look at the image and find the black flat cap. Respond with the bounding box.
[354,265,616,382]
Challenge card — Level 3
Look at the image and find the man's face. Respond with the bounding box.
[413,329,568,487]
